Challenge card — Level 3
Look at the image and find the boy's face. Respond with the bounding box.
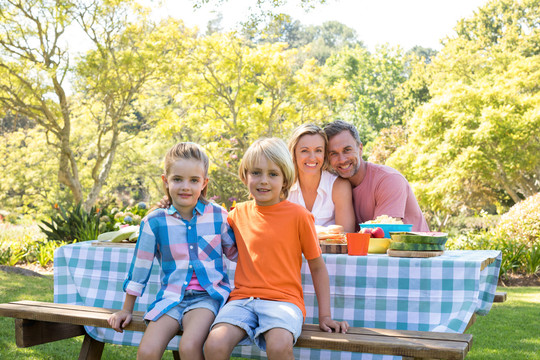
[246,155,285,207]
[162,158,208,218]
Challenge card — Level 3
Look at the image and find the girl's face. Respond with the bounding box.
[246,155,285,207]
[162,158,208,219]
[295,134,325,176]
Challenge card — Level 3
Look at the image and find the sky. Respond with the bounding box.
[150,0,492,51]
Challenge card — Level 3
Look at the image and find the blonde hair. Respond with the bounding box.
[288,123,329,183]
[163,142,209,204]
[239,138,295,199]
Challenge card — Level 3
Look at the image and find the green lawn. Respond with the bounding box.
[0,270,538,359]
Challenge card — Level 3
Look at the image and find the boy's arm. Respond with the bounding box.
[307,256,349,333]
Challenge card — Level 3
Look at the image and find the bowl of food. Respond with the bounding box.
[367,238,391,254]
[359,223,413,238]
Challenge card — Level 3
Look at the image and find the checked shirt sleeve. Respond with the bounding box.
[123,218,157,297]
[220,208,237,262]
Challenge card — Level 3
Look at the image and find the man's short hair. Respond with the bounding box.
[323,120,362,145]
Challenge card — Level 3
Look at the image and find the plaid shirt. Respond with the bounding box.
[123,200,237,321]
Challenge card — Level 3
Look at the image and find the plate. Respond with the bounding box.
[92,240,136,247]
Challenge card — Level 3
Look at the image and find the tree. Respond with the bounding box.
[387,0,540,213]
[323,45,411,144]
[0,0,187,211]
[158,32,342,204]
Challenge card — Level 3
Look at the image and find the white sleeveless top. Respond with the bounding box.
[288,170,338,227]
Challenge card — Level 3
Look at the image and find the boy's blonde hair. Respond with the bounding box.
[239,138,295,199]
[163,142,209,204]
[288,123,329,183]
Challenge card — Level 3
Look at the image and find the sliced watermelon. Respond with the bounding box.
[390,232,448,245]
[389,242,445,251]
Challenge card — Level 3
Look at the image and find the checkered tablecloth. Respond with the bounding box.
[54,242,501,359]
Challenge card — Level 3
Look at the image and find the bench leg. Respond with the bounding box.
[15,319,86,347]
[79,334,105,360]
[172,350,181,359]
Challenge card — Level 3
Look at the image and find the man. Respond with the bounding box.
[323,120,429,232]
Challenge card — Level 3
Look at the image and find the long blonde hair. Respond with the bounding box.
[288,123,329,183]
[163,142,210,204]
[239,138,295,199]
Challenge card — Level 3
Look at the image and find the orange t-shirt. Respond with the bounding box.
[227,200,321,318]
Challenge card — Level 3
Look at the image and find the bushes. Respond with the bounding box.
[492,192,540,247]
[447,193,540,280]
[39,202,148,243]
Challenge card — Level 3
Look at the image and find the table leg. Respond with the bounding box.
[79,334,105,360]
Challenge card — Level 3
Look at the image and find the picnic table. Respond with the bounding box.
[54,241,501,359]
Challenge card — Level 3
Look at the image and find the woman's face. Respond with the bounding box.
[295,134,325,177]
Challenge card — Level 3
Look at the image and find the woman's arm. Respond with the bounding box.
[307,256,349,333]
[332,177,356,233]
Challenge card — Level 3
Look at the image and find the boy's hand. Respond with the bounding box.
[108,310,133,333]
[157,196,170,209]
[319,316,349,334]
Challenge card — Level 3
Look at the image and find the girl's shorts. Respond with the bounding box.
[164,289,220,330]
[212,297,303,351]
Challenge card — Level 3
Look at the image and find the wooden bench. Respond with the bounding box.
[493,291,507,303]
[0,300,473,360]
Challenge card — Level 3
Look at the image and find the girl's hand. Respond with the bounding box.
[108,310,133,333]
[319,316,349,334]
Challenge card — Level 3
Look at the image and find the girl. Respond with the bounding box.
[287,123,356,233]
[203,138,348,360]
[108,142,237,360]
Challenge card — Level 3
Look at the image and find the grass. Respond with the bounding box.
[1,270,539,359]
[465,287,540,360]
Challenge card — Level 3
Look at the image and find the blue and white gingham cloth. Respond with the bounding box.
[54,243,501,359]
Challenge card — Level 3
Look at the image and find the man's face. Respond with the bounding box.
[327,130,362,180]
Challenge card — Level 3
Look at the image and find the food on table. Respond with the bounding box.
[359,226,385,238]
[364,215,404,224]
[388,242,446,251]
[97,225,139,243]
[367,238,391,254]
[388,231,448,253]
[390,232,448,245]
[316,225,346,244]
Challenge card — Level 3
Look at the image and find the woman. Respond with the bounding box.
[287,124,355,233]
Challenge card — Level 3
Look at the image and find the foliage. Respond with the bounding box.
[158,32,344,205]
[323,45,413,145]
[39,203,103,243]
[0,0,183,212]
[0,128,64,218]
[492,192,540,247]
[0,223,46,266]
[367,125,407,164]
[388,0,540,214]
[98,203,148,233]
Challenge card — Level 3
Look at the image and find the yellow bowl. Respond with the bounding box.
[368,238,391,254]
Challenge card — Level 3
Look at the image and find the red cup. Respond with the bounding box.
[347,233,370,256]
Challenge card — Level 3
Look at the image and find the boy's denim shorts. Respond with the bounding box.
[212,297,303,351]
[164,289,220,330]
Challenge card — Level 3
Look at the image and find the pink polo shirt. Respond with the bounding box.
[352,162,429,232]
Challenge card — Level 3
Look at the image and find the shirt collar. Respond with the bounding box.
[167,200,205,218]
